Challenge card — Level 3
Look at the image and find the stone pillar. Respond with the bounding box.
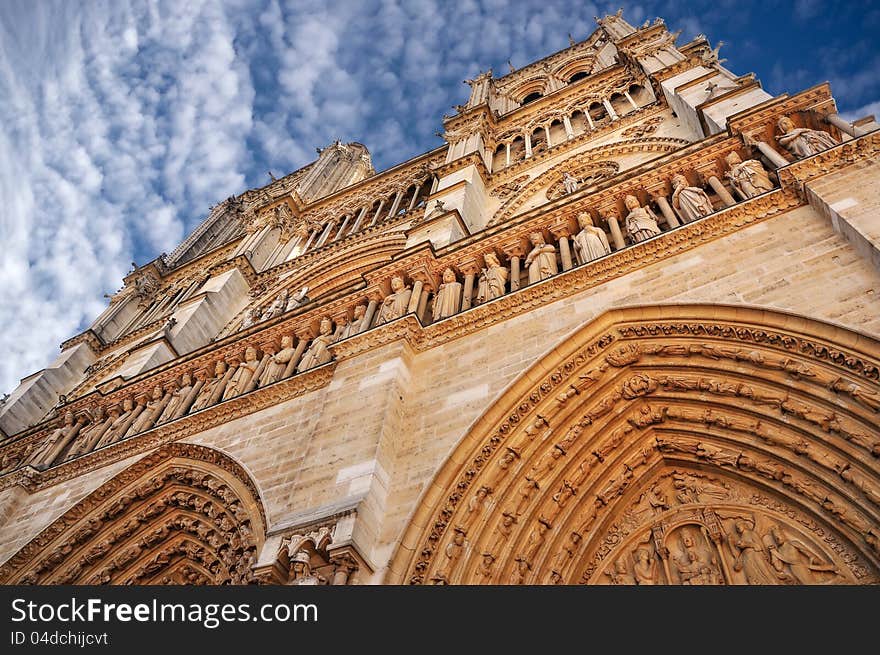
[362,294,381,331]
[369,199,386,227]
[605,212,626,250]
[825,112,868,138]
[603,98,619,121]
[407,184,422,211]
[334,214,352,241]
[585,111,595,130]
[459,261,479,310]
[653,195,680,228]
[525,133,533,158]
[316,220,336,247]
[302,227,319,252]
[562,116,574,139]
[386,190,404,220]
[705,175,737,207]
[407,280,424,314]
[350,206,369,233]
[544,125,552,149]
[283,332,313,378]
[753,140,789,169]
[549,225,574,271]
[624,91,639,111]
[502,242,526,292]
[417,287,430,321]
[505,143,511,167]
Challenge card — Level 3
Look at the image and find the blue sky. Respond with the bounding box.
[0,0,878,394]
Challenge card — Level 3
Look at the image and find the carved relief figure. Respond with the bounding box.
[623,194,661,243]
[606,558,636,584]
[222,347,261,401]
[562,171,579,194]
[633,548,658,585]
[432,268,463,321]
[27,411,87,469]
[190,361,231,412]
[261,290,289,321]
[125,386,171,437]
[286,287,310,312]
[730,519,777,584]
[776,115,838,159]
[476,252,508,304]
[763,524,838,584]
[725,152,773,199]
[375,276,412,325]
[296,318,336,373]
[259,336,296,386]
[95,397,142,448]
[670,173,713,223]
[158,373,199,423]
[240,307,262,331]
[66,406,110,458]
[674,530,722,585]
[572,212,611,265]
[524,232,558,284]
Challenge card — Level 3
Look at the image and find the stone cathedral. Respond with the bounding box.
[1,12,879,586]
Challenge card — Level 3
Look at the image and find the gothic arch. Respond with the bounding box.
[0,443,266,585]
[389,305,880,584]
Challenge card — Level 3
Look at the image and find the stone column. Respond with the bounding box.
[562,115,575,139]
[459,261,479,310]
[316,219,336,247]
[407,184,422,211]
[605,212,626,250]
[283,332,313,377]
[302,227,320,252]
[603,98,619,121]
[525,133,533,158]
[654,195,680,228]
[705,175,737,207]
[386,190,404,220]
[505,143,511,167]
[417,287,430,320]
[825,112,868,138]
[502,242,526,292]
[369,200,386,227]
[753,140,789,169]
[350,206,369,233]
[549,225,574,271]
[624,91,639,111]
[334,214,352,241]
[362,294,381,331]
[407,280,424,314]
[585,111,595,130]
[544,125,552,149]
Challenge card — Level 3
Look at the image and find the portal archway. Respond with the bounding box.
[0,443,266,585]
[390,305,880,584]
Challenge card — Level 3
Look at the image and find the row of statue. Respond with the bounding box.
[24,324,346,471]
[240,287,310,331]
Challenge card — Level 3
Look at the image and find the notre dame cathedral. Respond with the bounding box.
[0,11,878,586]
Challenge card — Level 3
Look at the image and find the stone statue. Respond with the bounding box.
[606,558,636,584]
[95,397,142,448]
[633,548,658,585]
[286,286,310,312]
[261,289,289,320]
[259,336,297,386]
[222,347,261,401]
[730,519,777,584]
[432,268,463,321]
[375,276,412,325]
[562,172,579,194]
[297,318,336,373]
[571,212,611,265]
[125,386,171,437]
[476,252,508,304]
[240,307,262,330]
[158,373,199,423]
[27,411,87,469]
[524,232,558,284]
[66,406,110,458]
[670,173,713,223]
[764,524,838,584]
[776,115,838,159]
[347,304,370,336]
[623,194,661,243]
[190,361,231,412]
[725,152,773,199]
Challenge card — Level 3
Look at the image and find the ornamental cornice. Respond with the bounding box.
[727,83,834,138]
[0,365,335,493]
[777,131,880,197]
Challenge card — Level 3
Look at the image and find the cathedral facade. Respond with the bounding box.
[1,12,879,585]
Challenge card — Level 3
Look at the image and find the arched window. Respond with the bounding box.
[568,71,589,84]
[522,92,542,105]
[492,143,507,171]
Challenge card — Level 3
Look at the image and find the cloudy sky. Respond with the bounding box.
[0,0,878,395]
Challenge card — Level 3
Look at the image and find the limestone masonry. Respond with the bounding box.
[1,11,879,585]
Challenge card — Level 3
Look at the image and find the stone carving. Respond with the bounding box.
[286,287,310,312]
[776,115,838,159]
[27,412,87,470]
[259,336,297,386]
[432,268,463,321]
[239,307,262,331]
[671,173,713,223]
[725,152,773,199]
[297,318,336,373]
[66,406,110,459]
[375,276,413,325]
[222,347,262,401]
[158,373,200,423]
[344,304,370,337]
[572,212,611,265]
[562,171,579,194]
[729,518,777,584]
[125,386,171,438]
[623,194,661,243]
[764,523,839,584]
[261,290,289,321]
[96,398,142,448]
[524,232,558,284]
[633,548,658,584]
[672,528,722,585]
[476,252,508,304]
[605,557,636,584]
[190,361,232,413]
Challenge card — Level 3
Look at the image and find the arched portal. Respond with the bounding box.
[0,443,266,585]
[390,305,880,585]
